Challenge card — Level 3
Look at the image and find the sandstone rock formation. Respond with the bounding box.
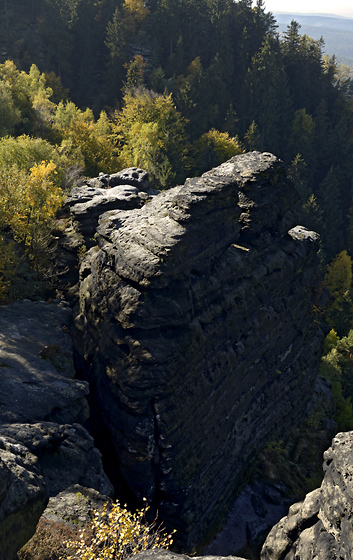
[0,299,112,559]
[133,550,246,560]
[0,299,87,425]
[71,152,325,548]
[41,483,111,527]
[56,167,155,289]
[261,431,353,560]
[19,483,112,557]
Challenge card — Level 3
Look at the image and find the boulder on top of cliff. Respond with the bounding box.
[55,168,158,289]
[72,151,324,549]
[261,431,353,560]
[65,185,148,240]
[64,167,156,235]
[85,167,150,191]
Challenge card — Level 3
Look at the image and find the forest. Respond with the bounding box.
[2,0,353,426]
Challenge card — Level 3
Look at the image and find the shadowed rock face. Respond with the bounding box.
[72,152,324,548]
[261,432,353,560]
[0,300,113,559]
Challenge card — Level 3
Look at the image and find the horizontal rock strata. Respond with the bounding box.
[72,152,324,548]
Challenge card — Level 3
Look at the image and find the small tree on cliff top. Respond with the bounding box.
[113,88,188,188]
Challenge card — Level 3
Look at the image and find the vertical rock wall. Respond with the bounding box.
[72,152,324,548]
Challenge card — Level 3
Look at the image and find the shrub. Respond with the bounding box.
[18,518,82,560]
[63,498,175,560]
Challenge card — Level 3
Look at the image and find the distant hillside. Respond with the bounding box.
[274,13,353,71]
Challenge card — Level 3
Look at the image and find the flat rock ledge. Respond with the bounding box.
[261,431,353,560]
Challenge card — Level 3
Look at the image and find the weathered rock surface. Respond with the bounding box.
[133,550,246,560]
[0,422,113,498]
[41,483,111,527]
[261,431,353,560]
[0,299,88,425]
[0,434,46,560]
[18,484,112,560]
[0,300,112,558]
[56,167,157,289]
[72,152,324,548]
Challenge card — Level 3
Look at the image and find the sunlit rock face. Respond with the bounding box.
[72,152,324,548]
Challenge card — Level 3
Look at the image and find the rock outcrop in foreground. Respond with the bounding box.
[261,431,353,560]
[71,152,324,548]
[0,300,112,559]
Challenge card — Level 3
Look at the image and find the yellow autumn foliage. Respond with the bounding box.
[63,499,175,560]
[0,161,64,279]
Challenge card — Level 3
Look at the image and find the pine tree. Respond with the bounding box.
[244,35,290,155]
[318,166,345,261]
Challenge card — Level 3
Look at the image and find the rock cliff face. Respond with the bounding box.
[261,431,353,560]
[71,152,324,548]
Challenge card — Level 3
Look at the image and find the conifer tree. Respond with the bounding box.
[318,166,345,261]
[324,250,353,335]
[244,35,290,155]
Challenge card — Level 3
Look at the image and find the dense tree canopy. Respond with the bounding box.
[2,0,353,303]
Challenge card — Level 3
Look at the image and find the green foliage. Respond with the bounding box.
[324,250,353,335]
[323,329,340,355]
[245,34,290,153]
[123,55,147,93]
[0,134,83,192]
[114,88,188,187]
[53,102,121,175]
[190,128,244,175]
[1,3,353,268]
[0,235,21,300]
[325,250,352,299]
[0,135,59,174]
[0,233,49,302]
[0,79,21,136]
[318,167,345,260]
[63,499,175,560]
[0,161,64,278]
[320,330,353,431]
[77,244,87,263]
[244,121,261,152]
[0,61,55,136]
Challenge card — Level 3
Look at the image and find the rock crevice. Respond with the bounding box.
[261,432,353,560]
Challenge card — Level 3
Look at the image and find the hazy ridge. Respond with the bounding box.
[274,13,353,70]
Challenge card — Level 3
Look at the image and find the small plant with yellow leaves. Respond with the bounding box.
[62,498,175,560]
